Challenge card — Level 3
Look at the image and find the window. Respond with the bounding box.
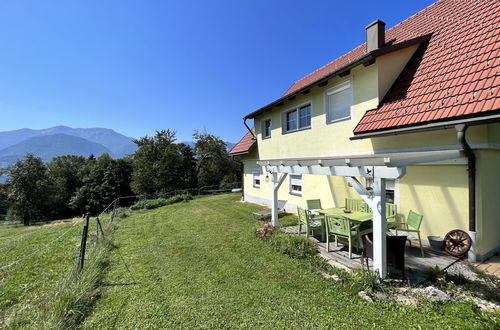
[262,118,272,139]
[283,103,311,133]
[325,80,352,123]
[285,111,297,131]
[252,168,261,188]
[289,174,302,196]
[385,179,396,204]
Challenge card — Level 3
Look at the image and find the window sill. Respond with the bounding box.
[262,136,271,140]
[282,126,311,135]
[289,191,302,197]
[326,117,351,125]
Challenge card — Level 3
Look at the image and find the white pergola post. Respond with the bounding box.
[271,172,287,227]
[371,178,387,278]
[346,176,387,277]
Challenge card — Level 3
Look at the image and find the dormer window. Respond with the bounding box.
[325,80,352,123]
[283,103,311,134]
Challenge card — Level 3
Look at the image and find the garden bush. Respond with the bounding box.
[268,234,317,259]
[130,194,193,210]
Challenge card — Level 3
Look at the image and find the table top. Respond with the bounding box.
[317,208,373,223]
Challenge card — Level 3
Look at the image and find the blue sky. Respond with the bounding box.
[0,0,436,142]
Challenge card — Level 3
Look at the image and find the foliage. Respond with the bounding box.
[3,154,52,225]
[130,194,193,210]
[131,130,197,194]
[2,215,116,329]
[0,219,85,325]
[426,265,447,286]
[46,155,87,219]
[267,234,318,259]
[70,154,133,215]
[255,223,276,238]
[193,131,240,187]
[348,269,384,295]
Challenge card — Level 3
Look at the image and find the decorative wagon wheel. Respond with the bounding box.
[443,229,471,257]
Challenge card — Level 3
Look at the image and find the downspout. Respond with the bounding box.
[456,124,477,262]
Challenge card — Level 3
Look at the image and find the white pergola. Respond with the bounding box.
[257,150,465,278]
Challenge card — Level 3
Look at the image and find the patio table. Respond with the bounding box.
[317,208,372,224]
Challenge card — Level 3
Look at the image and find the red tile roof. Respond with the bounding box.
[281,0,499,134]
[229,129,256,155]
[353,0,500,133]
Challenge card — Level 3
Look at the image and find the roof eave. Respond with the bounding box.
[244,34,432,120]
[350,110,500,140]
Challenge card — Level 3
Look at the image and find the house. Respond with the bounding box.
[229,0,499,277]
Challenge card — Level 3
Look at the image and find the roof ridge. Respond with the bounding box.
[282,0,448,97]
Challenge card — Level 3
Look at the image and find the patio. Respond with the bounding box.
[282,224,464,283]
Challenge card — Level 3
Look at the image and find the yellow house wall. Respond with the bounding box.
[378,45,419,98]
[254,63,378,159]
[475,149,500,256]
[398,165,468,244]
[241,44,498,257]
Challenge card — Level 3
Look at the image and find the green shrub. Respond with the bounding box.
[130,194,193,211]
[268,234,317,259]
[115,207,131,218]
[256,223,276,238]
[348,269,383,295]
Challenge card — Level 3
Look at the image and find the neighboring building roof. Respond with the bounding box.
[354,0,500,135]
[229,129,256,155]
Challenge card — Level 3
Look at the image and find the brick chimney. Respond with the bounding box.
[365,20,386,52]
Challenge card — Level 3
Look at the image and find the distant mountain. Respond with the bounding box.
[0,134,113,167]
[0,126,137,158]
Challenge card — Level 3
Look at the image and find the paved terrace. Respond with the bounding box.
[282,225,473,283]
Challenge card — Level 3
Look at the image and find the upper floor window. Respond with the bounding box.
[325,80,352,123]
[262,118,272,139]
[283,104,311,134]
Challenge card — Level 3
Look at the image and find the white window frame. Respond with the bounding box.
[324,79,353,124]
[289,174,303,196]
[252,168,261,188]
[281,101,312,134]
[262,118,272,139]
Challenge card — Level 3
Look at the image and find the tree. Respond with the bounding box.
[70,154,133,215]
[131,130,196,194]
[4,154,51,225]
[47,155,87,219]
[193,131,240,187]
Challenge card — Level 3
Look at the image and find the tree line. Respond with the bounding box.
[0,130,241,225]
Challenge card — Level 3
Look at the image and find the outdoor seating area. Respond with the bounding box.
[289,198,430,278]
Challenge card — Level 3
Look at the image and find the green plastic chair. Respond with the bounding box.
[306,199,322,210]
[386,203,398,229]
[344,198,371,213]
[325,214,363,259]
[395,210,424,257]
[306,199,325,225]
[297,206,324,239]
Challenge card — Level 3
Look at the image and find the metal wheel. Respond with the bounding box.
[443,229,471,257]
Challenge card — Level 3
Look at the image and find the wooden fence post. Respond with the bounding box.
[110,199,118,224]
[77,213,90,272]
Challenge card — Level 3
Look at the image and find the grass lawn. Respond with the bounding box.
[79,193,495,329]
[0,218,85,324]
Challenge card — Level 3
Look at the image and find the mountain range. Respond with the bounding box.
[0,126,235,168]
[0,126,136,167]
